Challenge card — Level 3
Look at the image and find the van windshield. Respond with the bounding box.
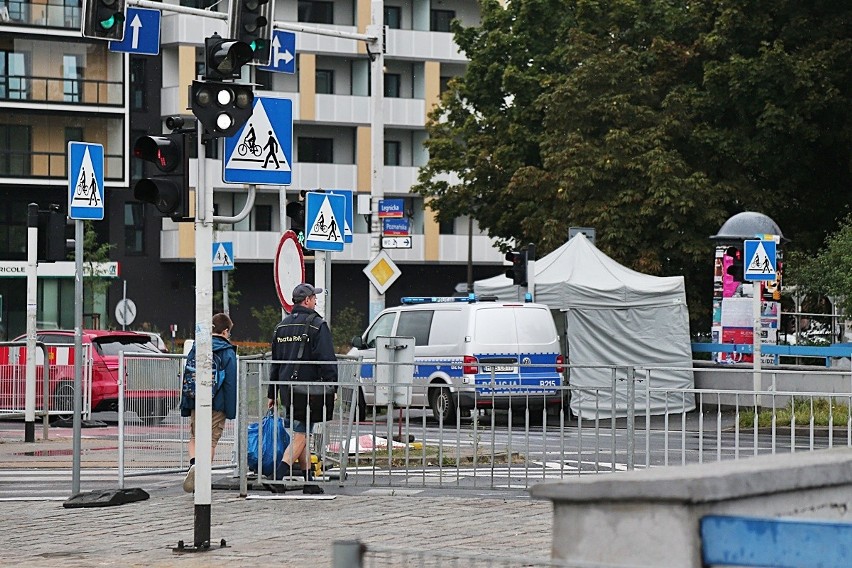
[474,308,519,345]
[515,308,557,345]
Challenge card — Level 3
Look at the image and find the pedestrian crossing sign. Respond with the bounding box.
[305,192,345,252]
[212,241,234,271]
[67,142,105,220]
[744,239,777,281]
[223,96,293,185]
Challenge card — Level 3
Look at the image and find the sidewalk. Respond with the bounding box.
[0,429,553,567]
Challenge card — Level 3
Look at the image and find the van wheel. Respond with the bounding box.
[429,386,457,424]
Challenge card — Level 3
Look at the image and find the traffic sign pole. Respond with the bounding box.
[367,0,384,322]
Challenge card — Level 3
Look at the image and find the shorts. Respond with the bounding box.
[190,410,227,445]
[283,411,312,434]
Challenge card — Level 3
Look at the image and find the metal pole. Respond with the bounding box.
[194,122,214,547]
[753,284,762,396]
[626,366,635,471]
[24,204,38,443]
[315,250,327,317]
[222,271,230,316]
[367,2,384,322]
[118,351,125,490]
[72,219,83,495]
[466,215,473,293]
[325,251,332,326]
[122,280,127,330]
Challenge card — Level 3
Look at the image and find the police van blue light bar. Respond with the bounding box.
[401,295,476,305]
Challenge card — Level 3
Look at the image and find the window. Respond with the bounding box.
[297,137,333,163]
[0,51,29,100]
[384,6,401,29]
[438,216,455,235]
[384,73,401,98]
[298,1,333,24]
[130,58,147,111]
[365,312,396,348]
[0,200,27,258]
[0,124,31,176]
[384,141,400,166]
[124,202,145,255]
[62,54,83,102]
[254,204,273,231]
[431,9,455,32]
[429,310,462,346]
[397,310,433,346]
[316,69,334,94]
[440,76,452,94]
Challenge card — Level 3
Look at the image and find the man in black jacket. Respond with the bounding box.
[267,283,337,477]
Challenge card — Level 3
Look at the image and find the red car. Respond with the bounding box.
[4,330,177,424]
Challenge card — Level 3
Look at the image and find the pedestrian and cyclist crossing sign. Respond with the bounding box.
[223,96,293,185]
[212,241,234,271]
[305,192,345,252]
[744,239,777,281]
[67,142,104,220]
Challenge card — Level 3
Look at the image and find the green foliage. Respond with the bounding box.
[785,215,852,314]
[213,270,241,313]
[332,304,365,354]
[250,305,282,342]
[416,0,852,330]
[739,397,851,428]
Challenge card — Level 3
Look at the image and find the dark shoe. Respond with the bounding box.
[272,463,303,481]
[302,484,324,495]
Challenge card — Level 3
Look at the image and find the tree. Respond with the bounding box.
[416,0,852,330]
[81,221,114,327]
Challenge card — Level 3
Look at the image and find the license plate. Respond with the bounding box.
[482,365,516,373]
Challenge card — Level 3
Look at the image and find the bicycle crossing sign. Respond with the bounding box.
[744,239,777,281]
[67,141,104,220]
[223,96,293,185]
[305,191,345,252]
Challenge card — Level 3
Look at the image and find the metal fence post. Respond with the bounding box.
[626,365,635,471]
[332,540,364,568]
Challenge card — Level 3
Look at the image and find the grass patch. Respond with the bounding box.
[739,398,852,428]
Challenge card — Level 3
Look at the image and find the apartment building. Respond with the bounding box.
[0,1,508,341]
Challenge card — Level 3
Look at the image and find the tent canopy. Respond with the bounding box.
[475,234,695,418]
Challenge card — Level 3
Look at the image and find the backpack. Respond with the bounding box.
[182,345,226,401]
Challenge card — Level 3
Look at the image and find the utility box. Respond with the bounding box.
[374,336,414,407]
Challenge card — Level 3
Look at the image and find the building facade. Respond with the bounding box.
[1,1,507,342]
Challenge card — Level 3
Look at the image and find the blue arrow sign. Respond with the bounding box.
[67,142,104,221]
[223,96,293,185]
[258,30,296,74]
[328,189,354,244]
[108,8,161,56]
[305,192,345,252]
[744,240,777,281]
[212,242,235,271]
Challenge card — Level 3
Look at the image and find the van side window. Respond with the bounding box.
[397,310,433,346]
[515,309,557,344]
[366,312,396,348]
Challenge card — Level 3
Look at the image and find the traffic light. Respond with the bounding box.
[725,246,744,282]
[505,250,528,286]
[82,0,126,41]
[133,129,191,222]
[230,0,275,66]
[36,205,69,262]
[204,33,254,81]
[191,80,254,138]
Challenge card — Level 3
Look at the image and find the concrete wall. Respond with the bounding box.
[531,448,852,567]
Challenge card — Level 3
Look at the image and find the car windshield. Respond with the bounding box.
[94,337,162,356]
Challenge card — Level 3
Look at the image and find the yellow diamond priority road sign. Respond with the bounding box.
[363,250,402,295]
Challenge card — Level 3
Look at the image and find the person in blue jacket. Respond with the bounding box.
[180,312,238,492]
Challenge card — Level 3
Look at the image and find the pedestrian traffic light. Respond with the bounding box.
[725,246,744,282]
[204,33,254,81]
[36,204,70,262]
[230,0,275,66]
[191,80,254,138]
[133,130,191,222]
[505,250,528,286]
[82,0,126,41]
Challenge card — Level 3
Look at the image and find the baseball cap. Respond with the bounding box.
[292,283,323,303]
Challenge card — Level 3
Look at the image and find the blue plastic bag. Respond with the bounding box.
[247,412,290,477]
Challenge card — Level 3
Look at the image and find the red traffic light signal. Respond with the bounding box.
[505,250,528,286]
[133,132,191,221]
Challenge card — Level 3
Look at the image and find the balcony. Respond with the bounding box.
[0,149,124,183]
[1,75,124,107]
[385,29,466,63]
[0,1,81,31]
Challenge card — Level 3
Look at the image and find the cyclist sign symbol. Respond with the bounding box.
[223,96,293,185]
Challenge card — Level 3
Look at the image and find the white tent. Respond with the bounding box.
[474,234,695,418]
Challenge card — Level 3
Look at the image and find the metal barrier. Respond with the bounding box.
[118,352,237,483]
[230,358,852,493]
[0,341,92,427]
[332,540,585,568]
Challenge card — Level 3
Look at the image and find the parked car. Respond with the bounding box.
[349,296,565,421]
[5,330,175,424]
[137,331,169,353]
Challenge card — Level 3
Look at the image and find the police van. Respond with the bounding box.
[349,295,564,421]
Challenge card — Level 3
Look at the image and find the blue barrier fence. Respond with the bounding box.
[692,343,852,366]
